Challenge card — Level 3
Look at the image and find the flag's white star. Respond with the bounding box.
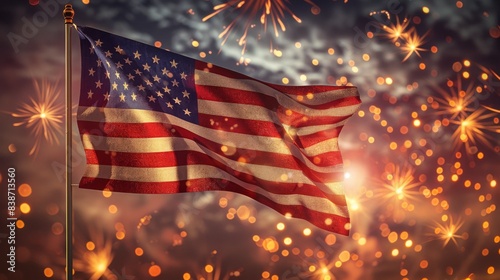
[115,61,124,69]
[143,63,151,71]
[180,72,187,80]
[89,46,94,54]
[95,80,103,88]
[105,71,111,79]
[115,45,124,54]
[115,71,121,79]
[173,97,181,105]
[127,73,135,81]
[148,95,156,102]
[166,102,174,109]
[112,82,118,90]
[145,79,153,87]
[133,50,141,59]
[183,108,191,116]
[182,90,190,98]
[103,92,110,101]
[134,69,142,75]
[95,39,103,46]
[123,82,129,90]
[156,91,164,98]
[88,68,95,76]
[152,55,160,64]
[161,67,169,76]
[138,84,145,91]
[124,58,132,65]
[96,59,102,67]
[119,92,126,102]
[131,92,137,101]
[170,59,178,68]
[171,79,179,87]
[153,75,161,82]
[87,90,94,99]
[105,50,112,58]
[163,86,171,94]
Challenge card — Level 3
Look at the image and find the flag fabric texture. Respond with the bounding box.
[76,26,361,235]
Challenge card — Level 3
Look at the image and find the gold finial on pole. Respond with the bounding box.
[63,4,74,24]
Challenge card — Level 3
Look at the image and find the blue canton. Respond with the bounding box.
[78,26,198,124]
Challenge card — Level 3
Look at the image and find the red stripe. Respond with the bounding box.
[199,113,344,149]
[295,126,343,148]
[79,176,350,235]
[78,121,345,169]
[196,84,277,107]
[78,116,283,139]
[260,83,357,97]
[277,106,351,128]
[197,84,360,110]
[77,120,175,138]
[200,109,346,148]
[198,113,284,138]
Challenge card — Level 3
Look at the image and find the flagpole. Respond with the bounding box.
[63,4,74,280]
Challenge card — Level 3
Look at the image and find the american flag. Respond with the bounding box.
[76,26,361,235]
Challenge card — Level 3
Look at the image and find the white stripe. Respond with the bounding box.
[285,119,348,137]
[195,70,359,106]
[83,164,348,217]
[78,106,342,157]
[304,138,339,156]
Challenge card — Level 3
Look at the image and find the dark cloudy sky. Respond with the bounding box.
[0,1,499,280]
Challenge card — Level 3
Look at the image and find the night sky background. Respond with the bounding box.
[0,0,499,279]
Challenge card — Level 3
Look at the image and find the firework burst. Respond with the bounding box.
[11,79,64,156]
[432,77,476,120]
[378,16,428,61]
[73,233,114,280]
[400,29,427,62]
[203,0,319,54]
[450,108,500,154]
[430,216,465,247]
[380,16,411,43]
[375,164,422,204]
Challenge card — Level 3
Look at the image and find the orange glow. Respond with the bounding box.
[149,265,161,277]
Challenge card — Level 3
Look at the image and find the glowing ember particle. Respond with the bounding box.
[149,265,161,277]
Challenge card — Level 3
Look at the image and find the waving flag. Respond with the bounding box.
[76,26,361,235]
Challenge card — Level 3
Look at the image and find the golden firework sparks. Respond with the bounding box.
[433,77,476,120]
[451,108,500,153]
[400,29,427,62]
[73,237,114,280]
[432,216,465,247]
[369,10,390,21]
[203,0,319,54]
[376,164,422,203]
[483,105,500,114]
[381,16,411,43]
[11,79,64,156]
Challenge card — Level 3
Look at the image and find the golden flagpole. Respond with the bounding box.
[63,4,74,280]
